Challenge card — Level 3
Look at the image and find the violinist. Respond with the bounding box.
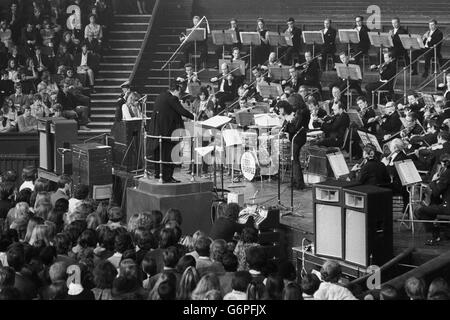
[356,95,377,133]
[414,153,450,245]
[438,73,450,104]
[210,62,237,112]
[351,143,390,186]
[306,96,327,129]
[191,86,214,121]
[279,100,310,190]
[298,51,322,96]
[251,66,270,97]
[327,86,346,112]
[400,112,424,140]
[316,101,349,148]
[282,66,300,92]
[365,50,397,105]
[328,51,363,97]
[409,119,439,151]
[381,138,409,211]
[415,131,450,178]
[176,63,201,101]
[280,17,302,65]
[379,102,402,142]
[436,98,450,129]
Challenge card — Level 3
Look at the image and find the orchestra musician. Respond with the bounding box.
[353,15,371,65]
[215,18,242,61]
[230,47,246,86]
[378,102,402,141]
[411,19,443,78]
[210,62,237,112]
[121,91,143,120]
[381,138,409,210]
[320,18,337,70]
[365,50,397,105]
[327,86,347,112]
[315,101,350,148]
[251,66,270,97]
[176,63,201,100]
[435,98,450,128]
[279,100,310,190]
[356,95,377,133]
[298,51,322,96]
[350,143,390,186]
[389,17,409,64]
[438,73,450,106]
[180,15,208,68]
[282,65,301,92]
[409,119,439,152]
[306,96,327,129]
[280,17,302,66]
[414,152,450,245]
[414,131,450,179]
[114,80,131,122]
[329,51,364,97]
[148,83,194,184]
[254,18,270,66]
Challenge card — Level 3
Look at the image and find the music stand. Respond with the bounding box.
[222,126,244,188]
[212,30,235,59]
[186,27,207,72]
[338,29,360,58]
[335,63,362,109]
[267,31,286,59]
[347,110,364,160]
[269,66,290,81]
[399,34,425,88]
[259,84,283,99]
[240,32,261,81]
[395,159,423,234]
[368,32,393,65]
[326,151,350,179]
[302,31,325,57]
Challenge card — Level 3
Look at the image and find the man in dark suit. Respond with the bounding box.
[316,101,350,148]
[148,83,194,183]
[412,19,444,78]
[280,101,310,189]
[74,43,99,90]
[298,51,322,96]
[389,17,409,64]
[320,18,337,70]
[353,16,371,65]
[379,102,402,141]
[352,144,390,186]
[57,80,90,130]
[365,51,397,105]
[415,152,450,245]
[210,62,237,112]
[329,51,364,97]
[32,46,53,74]
[281,17,302,65]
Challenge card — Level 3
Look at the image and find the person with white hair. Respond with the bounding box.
[313,260,357,300]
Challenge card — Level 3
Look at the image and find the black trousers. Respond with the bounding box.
[415,204,450,233]
[292,139,306,188]
[153,141,176,182]
[365,81,393,105]
[411,48,442,74]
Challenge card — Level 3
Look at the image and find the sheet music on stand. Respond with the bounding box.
[368,32,393,48]
[267,31,287,47]
[240,32,261,46]
[347,109,364,127]
[222,129,243,146]
[269,66,290,81]
[186,28,207,42]
[326,152,350,179]
[399,34,425,50]
[302,31,325,45]
[357,130,383,153]
[211,30,234,46]
[201,115,232,129]
[335,63,362,80]
[395,159,422,186]
[420,92,436,106]
[259,84,283,99]
[338,29,360,44]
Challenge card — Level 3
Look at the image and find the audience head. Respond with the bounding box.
[321,260,342,283]
[195,236,212,257]
[191,273,221,300]
[380,284,399,300]
[427,277,450,300]
[301,273,321,296]
[177,266,200,300]
[282,282,303,300]
[405,276,426,300]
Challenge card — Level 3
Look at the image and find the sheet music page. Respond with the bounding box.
[327,153,350,178]
[348,110,363,127]
[367,133,383,153]
[201,116,232,128]
[195,146,214,157]
[395,160,422,186]
[254,114,282,127]
[222,129,243,146]
[357,130,371,145]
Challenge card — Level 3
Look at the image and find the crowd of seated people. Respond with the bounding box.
[0,0,115,132]
[0,165,449,300]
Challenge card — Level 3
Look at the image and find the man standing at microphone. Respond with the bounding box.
[148,83,194,183]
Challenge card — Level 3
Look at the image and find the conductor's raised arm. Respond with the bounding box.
[169,94,194,120]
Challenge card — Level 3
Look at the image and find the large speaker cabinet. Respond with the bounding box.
[342,185,393,267]
[313,180,360,260]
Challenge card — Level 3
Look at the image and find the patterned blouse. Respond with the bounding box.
[233,241,260,271]
[85,23,103,39]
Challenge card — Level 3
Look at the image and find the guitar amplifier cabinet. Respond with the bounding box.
[110,120,143,171]
[72,143,113,190]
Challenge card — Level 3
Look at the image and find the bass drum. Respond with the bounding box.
[240,151,260,181]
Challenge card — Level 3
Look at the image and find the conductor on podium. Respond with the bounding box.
[148,83,194,183]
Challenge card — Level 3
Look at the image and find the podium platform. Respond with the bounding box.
[126,177,214,235]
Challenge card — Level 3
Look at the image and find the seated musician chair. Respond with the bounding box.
[374,76,398,105]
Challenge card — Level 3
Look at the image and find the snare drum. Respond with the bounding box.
[241,151,260,181]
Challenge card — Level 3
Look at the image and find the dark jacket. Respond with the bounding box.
[381,111,402,136]
[423,28,443,56]
[379,61,397,89]
[210,217,247,242]
[390,27,408,58]
[322,27,337,53]
[361,107,377,133]
[359,159,390,186]
[356,25,371,54]
[285,26,302,51]
[300,59,321,85]
[430,167,450,208]
[322,112,350,143]
[284,107,311,145]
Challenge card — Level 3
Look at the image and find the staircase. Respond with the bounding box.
[88,14,151,133]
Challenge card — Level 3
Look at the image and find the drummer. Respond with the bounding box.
[279,100,310,190]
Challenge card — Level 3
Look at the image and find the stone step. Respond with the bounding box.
[110,39,145,48]
[109,30,147,39]
[99,63,135,71]
[98,70,131,78]
[113,14,151,24]
[102,56,137,64]
[108,48,141,55]
[110,23,149,32]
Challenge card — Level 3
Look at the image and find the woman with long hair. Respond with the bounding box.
[121,91,142,120]
[177,266,200,300]
[191,273,221,300]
